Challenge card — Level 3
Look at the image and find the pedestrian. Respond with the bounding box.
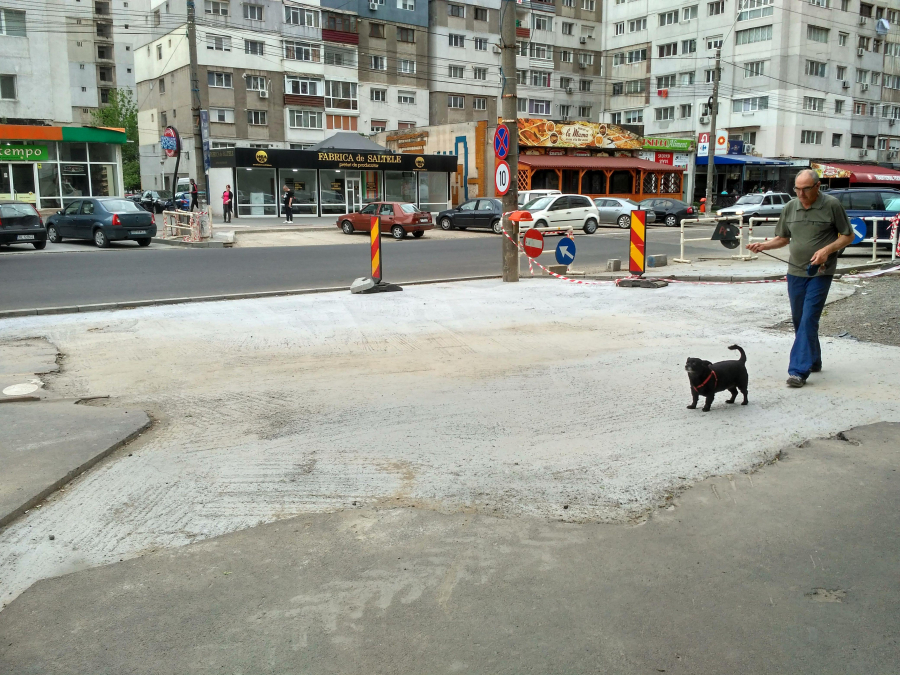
[282,183,294,223]
[747,169,854,388]
[222,184,233,223]
[190,179,199,211]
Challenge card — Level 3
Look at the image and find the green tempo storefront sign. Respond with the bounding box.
[0,145,49,161]
[641,137,694,151]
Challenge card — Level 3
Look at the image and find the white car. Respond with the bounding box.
[517,189,561,207]
[522,193,600,234]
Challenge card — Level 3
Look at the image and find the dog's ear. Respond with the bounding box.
[703,360,713,367]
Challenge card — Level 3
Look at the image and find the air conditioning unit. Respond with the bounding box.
[259,89,268,98]
[578,62,586,69]
[842,80,850,88]
[566,86,573,94]
[699,114,710,124]
[859,149,869,157]
[743,143,755,154]
[857,47,865,56]
[862,82,869,90]
[888,150,898,158]
[369,1,378,9]
[579,37,587,44]
[890,118,896,126]
[493,44,501,54]
[859,15,868,25]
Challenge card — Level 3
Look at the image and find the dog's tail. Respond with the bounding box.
[728,344,746,363]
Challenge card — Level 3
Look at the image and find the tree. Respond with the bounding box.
[91,89,141,191]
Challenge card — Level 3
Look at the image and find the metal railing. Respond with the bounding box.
[749,216,899,264]
[160,209,212,242]
[672,216,743,264]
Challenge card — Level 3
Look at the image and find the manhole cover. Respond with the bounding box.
[3,382,40,396]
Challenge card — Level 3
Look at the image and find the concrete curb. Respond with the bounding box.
[583,260,888,283]
[0,275,503,320]
[229,226,335,234]
[150,238,226,248]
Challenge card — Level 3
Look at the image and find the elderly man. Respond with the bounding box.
[748,169,854,387]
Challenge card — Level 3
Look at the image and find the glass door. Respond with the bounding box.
[12,164,37,203]
[0,164,11,200]
[346,176,362,213]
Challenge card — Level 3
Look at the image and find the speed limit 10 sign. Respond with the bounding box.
[495,160,511,196]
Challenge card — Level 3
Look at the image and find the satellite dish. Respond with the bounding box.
[876,18,890,35]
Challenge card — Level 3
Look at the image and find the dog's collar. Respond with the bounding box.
[692,370,717,392]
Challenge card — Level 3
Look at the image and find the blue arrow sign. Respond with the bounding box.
[556,237,577,265]
[850,217,867,245]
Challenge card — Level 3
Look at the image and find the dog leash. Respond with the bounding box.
[753,249,822,276]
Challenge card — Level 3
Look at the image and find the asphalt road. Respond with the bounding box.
[0,227,737,312]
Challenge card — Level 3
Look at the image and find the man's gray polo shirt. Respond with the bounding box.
[774,192,852,276]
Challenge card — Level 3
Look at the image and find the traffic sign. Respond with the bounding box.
[523,228,544,258]
[629,210,646,275]
[555,237,576,265]
[162,126,179,158]
[494,125,510,160]
[495,160,511,196]
[850,217,867,245]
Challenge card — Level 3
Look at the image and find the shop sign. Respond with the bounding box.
[811,163,853,179]
[655,152,674,166]
[0,145,48,162]
[331,181,343,190]
[637,151,656,162]
[547,148,566,156]
[518,119,643,149]
[61,164,87,175]
[641,137,694,151]
[573,150,590,156]
[697,131,729,156]
[727,140,745,155]
[673,153,691,168]
[231,148,458,173]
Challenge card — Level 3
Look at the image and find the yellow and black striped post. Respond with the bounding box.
[629,210,646,276]
[370,216,381,283]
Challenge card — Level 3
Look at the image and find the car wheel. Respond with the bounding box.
[491,219,503,235]
[391,225,406,240]
[412,230,425,238]
[341,220,354,234]
[665,215,678,227]
[47,225,62,243]
[617,214,630,229]
[535,220,548,229]
[439,217,453,231]
[94,228,110,248]
[32,240,47,250]
[137,238,151,247]
[583,218,598,235]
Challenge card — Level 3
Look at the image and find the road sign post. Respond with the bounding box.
[850,217,866,245]
[523,228,544,258]
[494,125,510,160]
[555,237,577,265]
[495,160,511,196]
[160,126,181,199]
[349,216,402,294]
[629,210,647,276]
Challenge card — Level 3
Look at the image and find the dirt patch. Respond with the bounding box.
[774,275,900,347]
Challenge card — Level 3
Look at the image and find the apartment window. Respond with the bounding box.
[396,91,415,104]
[859,36,871,50]
[160,111,167,127]
[800,130,822,144]
[289,110,322,129]
[854,101,866,115]
[578,52,594,66]
[156,44,163,59]
[683,5,698,21]
[614,22,625,35]
[449,65,465,78]
[860,2,872,16]
[398,59,416,74]
[369,23,385,38]
[708,0,724,15]
[449,34,465,47]
[610,112,622,124]
[624,109,643,123]
[529,99,551,115]
[533,15,552,31]
[705,68,720,82]
[531,71,550,87]
[517,70,528,85]
[448,95,464,109]
[681,71,695,85]
[656,106,675,121]
[473,67,487,80]
[657,74,676,89]
[204,0,228,15]
[448,3,464,17]
[612,82,624,95]
[0,74,16,99]
[613,53,625,66]
[807,25,829,43]
[682,39,697,53]
[518,99,527,113]
[579,79,592,91]
[872,73,881,85]
[247,110,268,125]
[732,96,768,111]
[658,42,677,58]
[243,3,263,20]
[531,43,552,60]
[879,137,888,150]
[857,69,869,83]
[736,25,773,45]
[397,122,416,130]
[809,0,830,5]
[325,13,356,31]
[578,105,592,117]
[562,22,574,35]
[745,61,765,78]
[559,104,571,118]
[285,41,319,62]
[803,97,825,111]
[473,97,486,110]
[839,32,848,46]
[245,75,265,91]
[659,10,678,25]
[874,39,882,53]
[742,132,757,145]
[474,38,488,51]
[398,28,415,42]
[737,0,773,20]
[834,99,844,113]
[627,48,647,63]
[629,17,646,32]
[0,8,26,36]
[370,55,386,70]
[850,133,864,148]
[245,40,264,55]
[210,108,234,123]
[158,77,166,93]
[581,0,595,9]
[801,60,826,79]
[284,6,318,26]
[371,88,386,101]
[680,103,692,118]
[285,76,319,95]
[206,34,231,51]
[560,77,572,89]
[207,71,233,88]
[625,79,645,93]
[707,35,723,50]
[474,7,487,20]
[371,120,387,133]
[836,66,847,80]
[324,81,357,109]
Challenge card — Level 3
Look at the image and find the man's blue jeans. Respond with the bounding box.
[786,274,833,379]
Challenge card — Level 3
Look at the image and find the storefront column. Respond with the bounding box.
[578,169,586,194]
[554,169,562,190]
[603,170,613,196]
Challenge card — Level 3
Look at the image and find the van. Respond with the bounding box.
[826,187,900,245]
[517,189,561,207]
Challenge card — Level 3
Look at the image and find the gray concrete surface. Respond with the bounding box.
[0,422,896,674]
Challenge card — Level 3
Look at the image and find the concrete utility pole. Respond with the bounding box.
[704,47,721,210]
[187,0,202,193]
[500,0,519,282]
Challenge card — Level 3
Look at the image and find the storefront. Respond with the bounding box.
[208,144,457,218]
[0,125,126,214]
[695,153,792,201]
[812,162,900,188]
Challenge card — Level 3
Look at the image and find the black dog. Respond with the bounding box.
[685,345,749,412]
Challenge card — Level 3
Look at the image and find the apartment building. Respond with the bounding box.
[0,0,144,126]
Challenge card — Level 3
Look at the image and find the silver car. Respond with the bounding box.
[593,197,640,228]
[716,192,793,220]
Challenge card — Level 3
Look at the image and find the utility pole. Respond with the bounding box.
[500,0,519,282]
[186,0,202,200]
[704,47,721,211]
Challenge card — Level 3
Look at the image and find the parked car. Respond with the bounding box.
[636,198,696,227]
[716,192,793,220]
[520,194,600,234]
[826,187,900,246]
[174,191,191,211]
[437,198,504,234]
[46,198,157,248]
[140,190,175,214]
[0,201,47,250]
[337,202,434,240]
[593,197,640,229]
[517,189,561,207]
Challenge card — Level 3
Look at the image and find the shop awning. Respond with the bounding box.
[695,154,790,166]
[0,124,127,144]
[518,155,684,171]
[813,162,900,184]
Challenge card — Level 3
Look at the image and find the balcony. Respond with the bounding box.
[285,24,322,41]
[322,29,358,45]
[515,27,530,38]
[284,94,325,108]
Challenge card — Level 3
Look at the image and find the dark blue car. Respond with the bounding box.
[46,197,157,248]
[827,188,899,246]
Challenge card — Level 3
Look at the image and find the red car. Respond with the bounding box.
[336,202,434,239]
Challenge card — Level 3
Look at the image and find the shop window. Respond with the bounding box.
[236,167,276,216]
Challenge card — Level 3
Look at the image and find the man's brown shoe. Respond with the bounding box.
[787,376,806,388]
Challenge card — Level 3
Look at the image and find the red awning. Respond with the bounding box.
[517,155,684,172]
[818,162,900,185]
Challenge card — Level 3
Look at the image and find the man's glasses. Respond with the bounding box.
[793,184,820,193]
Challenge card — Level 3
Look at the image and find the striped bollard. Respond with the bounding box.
[370,216,382,283]
[350,215,403,294]
[629,210,646,277]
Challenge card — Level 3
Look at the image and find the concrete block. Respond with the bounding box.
[699,275,733,282]
[547,265,568,275]
[647,254,667,268]
[606,259,622,272]
[0,308,38,319]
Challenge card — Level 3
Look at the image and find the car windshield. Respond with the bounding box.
[102,199,144,213]
[400,204,422,213]
[735,195,764,205]
[525,197,554,211]
[155,190,173,199]
[0,203,38,217]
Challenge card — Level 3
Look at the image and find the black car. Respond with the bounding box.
[140,190,175,214]
[0,201,47,250]
[825,188,899,245]
[437,198,504,234]
[637,198,696,227]
[46,198,157,248]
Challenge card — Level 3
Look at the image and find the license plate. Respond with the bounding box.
[419,218,429,223]
[131,230,147,235]
[16,235,35,240]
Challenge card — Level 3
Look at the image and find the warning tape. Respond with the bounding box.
[841,263,900,279]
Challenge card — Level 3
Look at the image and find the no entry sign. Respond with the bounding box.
[162,126,179,158]
[495,160,511,196]
[523,228,544,258]
[494,124,510,160]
